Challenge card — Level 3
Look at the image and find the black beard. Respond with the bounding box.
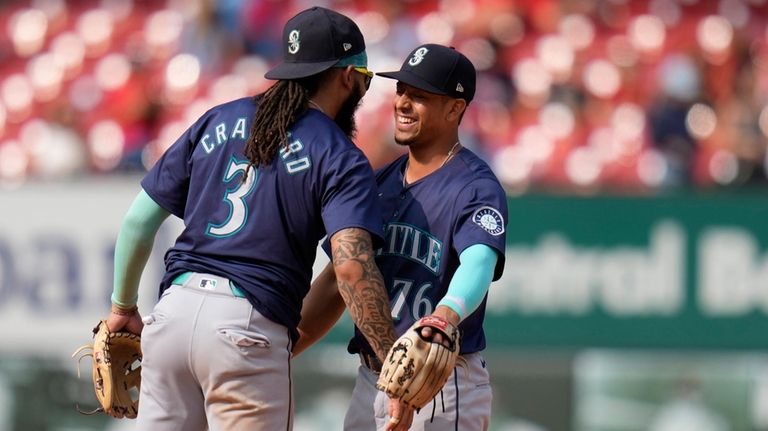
[334,84,363,138]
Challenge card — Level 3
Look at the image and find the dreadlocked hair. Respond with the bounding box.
[245,72,326,168]
[245,81,306,167]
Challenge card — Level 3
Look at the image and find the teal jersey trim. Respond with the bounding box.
[171,272,246,298]
[171,272,193,285]
[437,244,498,321]
[111,189,170,307]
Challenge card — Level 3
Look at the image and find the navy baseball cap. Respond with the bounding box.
[265,7,367,80]
[378,44,476,102]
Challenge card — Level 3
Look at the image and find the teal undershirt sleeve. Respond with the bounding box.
[437,244,498,322]
[111,189,171,308]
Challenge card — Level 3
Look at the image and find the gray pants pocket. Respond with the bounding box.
[218,328,271,349]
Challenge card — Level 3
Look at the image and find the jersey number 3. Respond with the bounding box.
[206,157,257,237]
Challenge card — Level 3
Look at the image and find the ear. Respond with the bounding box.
[446,98,467,122]
[339,66,357,92]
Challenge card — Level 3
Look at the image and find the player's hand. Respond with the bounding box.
[420,325,451,348]
[386,398,414,431]
[105,305,144,335]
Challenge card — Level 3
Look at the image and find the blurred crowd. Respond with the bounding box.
[0,0,767,193]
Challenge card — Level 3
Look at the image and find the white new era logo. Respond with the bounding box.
[343,43,352,51]
[456,83,464,92]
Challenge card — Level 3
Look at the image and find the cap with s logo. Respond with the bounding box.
[377,44,476,102]
[265,7,367,80]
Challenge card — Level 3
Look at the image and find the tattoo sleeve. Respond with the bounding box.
[330,227,397,361]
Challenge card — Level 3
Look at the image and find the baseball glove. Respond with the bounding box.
[72,320,142,419]
[376,315,460,409]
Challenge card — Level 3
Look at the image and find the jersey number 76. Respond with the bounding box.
[390,278,434,321]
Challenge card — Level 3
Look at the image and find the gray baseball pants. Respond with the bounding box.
[343,353,492,430]
[135,272,293,431]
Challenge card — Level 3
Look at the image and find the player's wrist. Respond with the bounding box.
[111,303,138,316]
[431,305,460,326]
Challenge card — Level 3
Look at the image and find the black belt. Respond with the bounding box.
[359,351,382,373]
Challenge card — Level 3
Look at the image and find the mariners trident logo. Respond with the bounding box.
[288,30,300,54]
[472,206,505,236]
[409,47,429,66]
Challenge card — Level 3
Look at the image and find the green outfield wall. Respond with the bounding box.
[487,192,768,349]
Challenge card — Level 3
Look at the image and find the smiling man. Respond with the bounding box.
[295,44,509,430]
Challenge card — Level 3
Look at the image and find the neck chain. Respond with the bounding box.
[308,99,325,115]
[403,141,461,187]
[444,141,461,166]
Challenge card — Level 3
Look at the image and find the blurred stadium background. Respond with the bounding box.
[0,0,767,430]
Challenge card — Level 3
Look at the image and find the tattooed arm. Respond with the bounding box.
[328,227,397,361]
[294,228,396,359]
[295,228,413,430]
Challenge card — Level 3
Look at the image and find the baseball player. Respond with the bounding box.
[103,7,399,430]
[295,44,508,430]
